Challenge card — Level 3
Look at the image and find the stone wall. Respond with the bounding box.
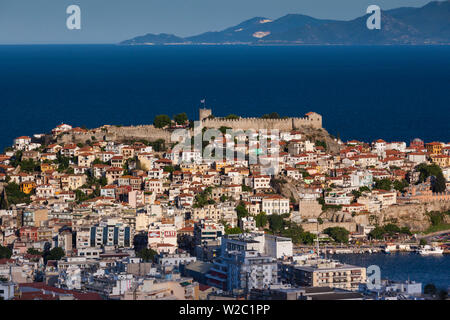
[301,221,357,233]
[57,125,172,144]
[201,115,322,131]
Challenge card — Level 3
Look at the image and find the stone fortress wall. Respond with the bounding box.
[57,125,172,144]
[199,108,322,131]
[103,125,172,141]
[57,107,323,145]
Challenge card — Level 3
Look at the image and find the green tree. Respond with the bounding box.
[374,178,392,191]
[432,172,447,193]
[351,189,362,200]
[324,227,350,243]
[46,247,65,261]
[173,113,188,125]
[427,211,446,226]
[148,139,166,152]
[399,226,412,236]
[414,163,447,192]
[163,165,175,173]
[153,114,171,128]
[219,126,232,134]
[255,212,268,228]
[193,187,214,208]
[225,226,242,235]
[419,239,427,246]
[56,154,71,173]
[4,182,31,205]
[99,176,107,187]
[268,214,284,234]
[19,159,40,173]
[416,163,441,183]
[315,140,327,151]
[261,112,280,119]
[137,248,157,262]
[225,114,239,120]
[0,189,9,210]
[393,179,409,192]
[369,226,385,240]
[359,186,371,193]
[235,201,249,220]
[92,158,108,166]
[0,245,12,259]
[27,248,43,255]
[383,223,401,235]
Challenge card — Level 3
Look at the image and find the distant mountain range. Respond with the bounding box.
[121,1,450,45]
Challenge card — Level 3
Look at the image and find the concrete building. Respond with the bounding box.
[147,222,178,252]
[206,249,278,292]
[193,219,224,246]
[156,252,197,267]
[90,222,133,248]
[281,258,366,291]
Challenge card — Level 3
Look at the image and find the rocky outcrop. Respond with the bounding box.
[377,201,450,232]
[302,127,341,154]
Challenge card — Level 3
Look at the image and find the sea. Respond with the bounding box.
[331,253,450,290]
[0,45,449,150]
[0,45,449,289]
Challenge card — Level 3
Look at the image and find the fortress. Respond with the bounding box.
[199,108,322,131]
[55,107,323,146]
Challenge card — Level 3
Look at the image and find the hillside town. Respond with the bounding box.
[0,109,449,301]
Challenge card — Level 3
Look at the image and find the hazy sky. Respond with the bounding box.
[0,0,434,44]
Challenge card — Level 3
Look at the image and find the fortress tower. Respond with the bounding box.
[199,107,212,121]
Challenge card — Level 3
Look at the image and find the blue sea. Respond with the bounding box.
[331,253,450,290]
[0,45,449,150]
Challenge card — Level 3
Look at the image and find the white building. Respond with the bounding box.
[148,222,178,250]
[156,253,196,267]
[350,171,373,188]
[14,136,32,150]
[261,195,290,215]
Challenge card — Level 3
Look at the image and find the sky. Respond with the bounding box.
[0,0,435,44]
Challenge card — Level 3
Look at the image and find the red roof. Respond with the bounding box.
[16,283,103,300]
[0,258,14,264]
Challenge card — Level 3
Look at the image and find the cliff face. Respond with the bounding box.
[377,201,450,231]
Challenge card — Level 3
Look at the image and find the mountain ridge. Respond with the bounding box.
[121,1,450,45]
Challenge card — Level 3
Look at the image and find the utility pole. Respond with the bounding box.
[316,220,320,258]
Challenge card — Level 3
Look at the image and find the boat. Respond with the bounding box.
[418,245,444,255]
[383,243,396,254]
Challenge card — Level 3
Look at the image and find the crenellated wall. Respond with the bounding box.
[201,112,322,131]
